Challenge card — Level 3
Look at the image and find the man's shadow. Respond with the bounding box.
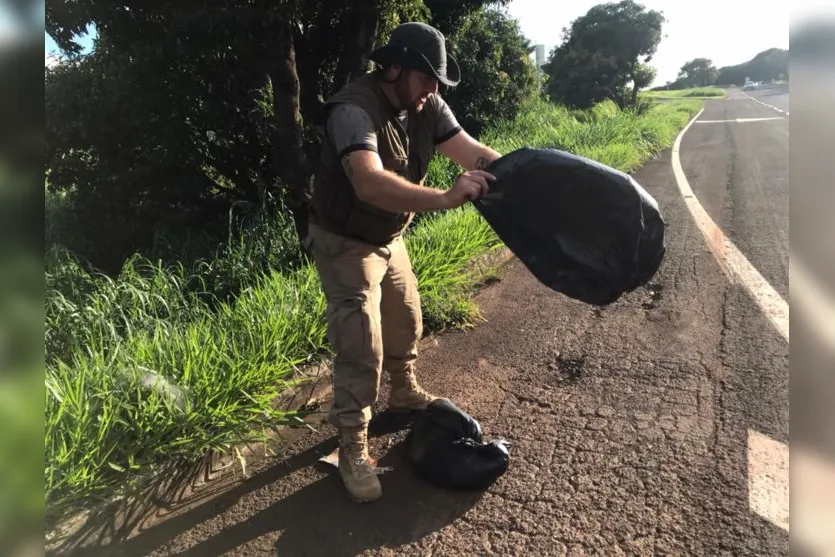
[51,410,486,557]
[176,410,485,557]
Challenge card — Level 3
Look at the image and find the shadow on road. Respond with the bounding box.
[185,411,484,557]
[187,440,482,557]
[49,410,483,557]
[48,437,334,557]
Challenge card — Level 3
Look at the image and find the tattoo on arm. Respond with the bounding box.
[475,156,489,170]
[342,158,354,180]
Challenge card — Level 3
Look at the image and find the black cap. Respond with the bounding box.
[368,22,461,86]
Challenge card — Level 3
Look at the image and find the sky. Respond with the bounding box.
[43,24,95,66]
[35,1,833,86]
[505,0,791,86]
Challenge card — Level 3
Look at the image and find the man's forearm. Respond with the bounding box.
[357,169,449,213]
[436,129,502,172]
[471,145,502,172]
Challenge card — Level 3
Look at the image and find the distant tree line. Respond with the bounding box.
[654,48,789,90]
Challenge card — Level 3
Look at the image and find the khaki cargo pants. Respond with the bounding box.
[307,222,422,428]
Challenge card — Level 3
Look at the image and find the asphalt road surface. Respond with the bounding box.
[50,89,794,557]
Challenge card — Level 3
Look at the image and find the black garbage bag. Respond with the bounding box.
[474,147,666,305]
[405,398,510,490]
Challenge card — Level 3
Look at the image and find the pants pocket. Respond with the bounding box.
[328,296,383,417]
[328,296,377,361]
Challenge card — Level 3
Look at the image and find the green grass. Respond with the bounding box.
[44,96,703,519]
[641,86,726,99]
[45,263,329,513]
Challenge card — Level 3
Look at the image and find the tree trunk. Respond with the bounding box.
[630,73,639,106]
[294,30,324,128]
[268,26,312,254]
[333,0,382,89]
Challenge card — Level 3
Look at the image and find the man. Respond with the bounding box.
[307,21,503,503]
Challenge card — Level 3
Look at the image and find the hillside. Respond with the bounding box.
[653,47,788,91]
[716,47,788,85]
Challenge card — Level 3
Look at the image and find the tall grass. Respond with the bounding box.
[45,97,702,516]
[424,98,701,190]
[406,208,504,330]
[45,196,303,367]
[46,263,328,512]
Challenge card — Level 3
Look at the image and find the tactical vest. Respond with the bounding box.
[311,73,441,245]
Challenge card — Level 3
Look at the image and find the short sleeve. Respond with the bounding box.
[432,95,463,145]
[326,103,378,157]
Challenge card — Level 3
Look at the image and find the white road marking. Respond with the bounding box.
[671,108,789,342]
[695,117,784,123]
[747,429,789,532]
[740,91,789,115]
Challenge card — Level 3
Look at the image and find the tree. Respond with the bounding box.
[443,7,538,136]
[543,0,665,109]
[678,57,718,87]
[424,0,510,36]
[45,1,517,271]
[46,3,320,270]
[630,62,656,104]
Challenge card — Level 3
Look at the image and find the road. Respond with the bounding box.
[743,82,789,114]
[50,88,794,556]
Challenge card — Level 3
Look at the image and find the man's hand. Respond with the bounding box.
[442,169,496,209]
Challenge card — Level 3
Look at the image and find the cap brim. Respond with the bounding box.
[439,53,461,87]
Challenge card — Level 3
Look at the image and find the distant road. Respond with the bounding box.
[681,85,789,300]
[742,82,789,113]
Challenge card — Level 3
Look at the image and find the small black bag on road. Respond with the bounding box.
[474,147,666,306]
[405,398,510,490]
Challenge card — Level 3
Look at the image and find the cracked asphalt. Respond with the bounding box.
[50,86,791,556]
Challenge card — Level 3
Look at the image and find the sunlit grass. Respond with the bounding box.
[641,86,726,99]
